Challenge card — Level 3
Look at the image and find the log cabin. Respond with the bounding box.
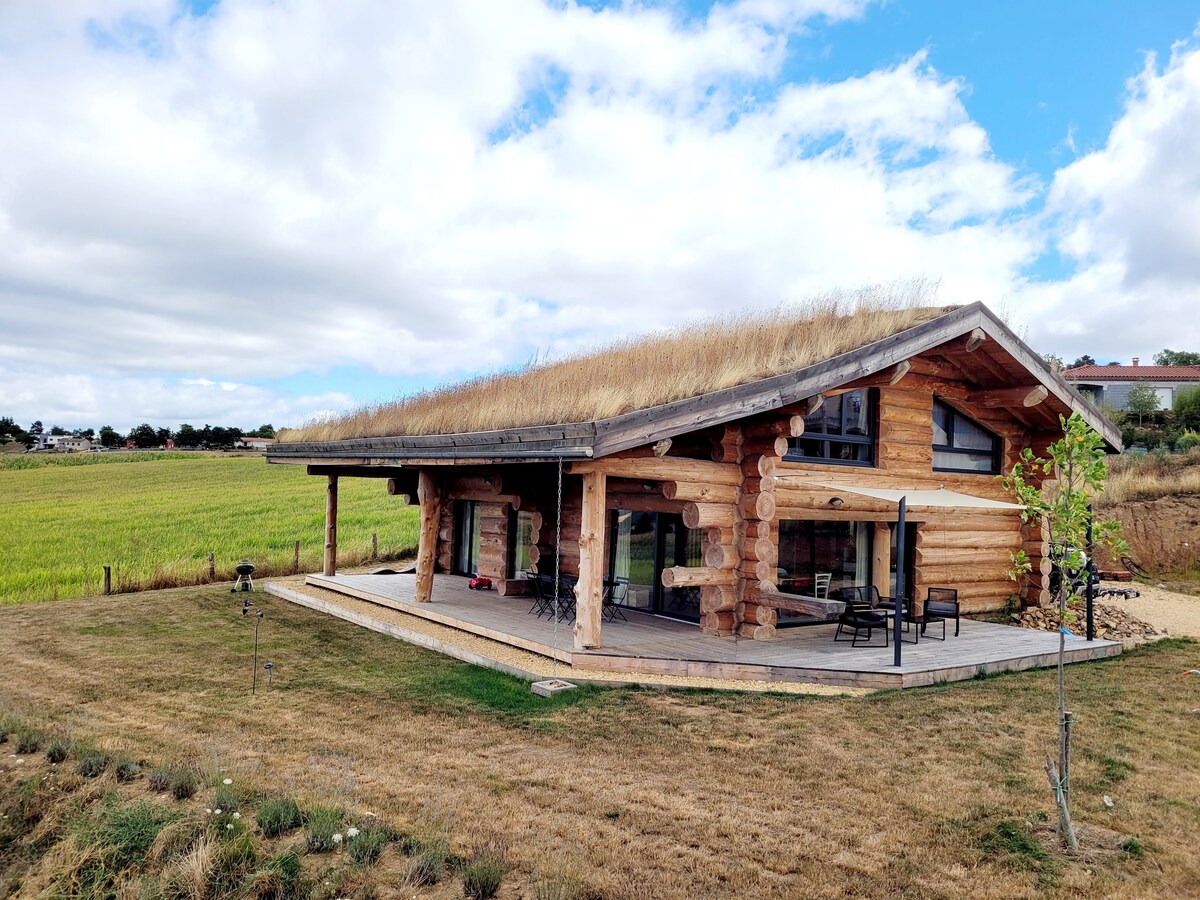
[268,301,1119,655]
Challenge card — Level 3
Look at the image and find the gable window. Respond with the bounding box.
[785,389,875,466]
[932,399,1001,474]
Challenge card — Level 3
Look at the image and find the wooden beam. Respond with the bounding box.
[308,465,407,478]
[872,522,891,599]
[803,394,824,415]
[973,385,1049,408]
[568,456,741,486]
[574,470,606,650]
[652,438,672,458]
[323,475,338,576]
[889,360,912,385]
[414,470,440,603]
[965,328,987,352]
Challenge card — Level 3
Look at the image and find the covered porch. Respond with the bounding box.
[294,572,1121,689]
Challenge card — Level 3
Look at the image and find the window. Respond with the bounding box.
[786,389,875,466]
[932,399,1001,474]
[453,500,481,575]
[776,520,872,625]
[510,509,534,576]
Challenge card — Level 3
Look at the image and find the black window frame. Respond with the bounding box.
[784,388,877,468]
[932,398,1002,475]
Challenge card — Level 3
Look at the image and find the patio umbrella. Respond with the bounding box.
[777,480,1026,666]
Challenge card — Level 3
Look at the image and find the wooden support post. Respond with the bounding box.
[293,540,300,575]
[323,476,339,577]
[574,470,606,650]
[208,551,215,580]
[415,470,440,602]
[103,565,111,595]
[372,532,378,560]
[873,523,892,600]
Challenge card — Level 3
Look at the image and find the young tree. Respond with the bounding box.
[1125,381,1159,425]
[1175,386,1200,432]
[252,424,276,438]
[98,425,122,447]
[1153,349,1200,366]
[1000,413,1126,849]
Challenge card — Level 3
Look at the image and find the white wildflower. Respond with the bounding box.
[205,809,212,814]
[223,778,232,785]
[214,809,222,815]
[332,833,343,844]
[232,812,241,819]
[15,759,24,765]
[226,823,233,830]
[1103,795,1115,808]
[346,827,359,838]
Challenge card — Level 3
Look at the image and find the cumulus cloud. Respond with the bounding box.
[3,1,1192,427]
[1017,32,1200,362]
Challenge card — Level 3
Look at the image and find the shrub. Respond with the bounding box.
[45,737,72,764]
[171,767,199,800]
[1175,385,1200,431]
[148,766,173,792]
[405,851,443,887]
[114,754,141,783]
[79,749,110,778]
[213,783,239,812]
[256,797,303,838]
[15,726,43,754]
[248,848,305,900]
[1176,431,1200,452]
[347,824,390,866]
[304,804,344,853]
[460,839,508,900]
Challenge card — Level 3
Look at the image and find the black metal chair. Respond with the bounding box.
[833,588,890,647]
[603,578,629,622]
[842,585,919,643]
[527,574,551,617]
[923,587,961,638]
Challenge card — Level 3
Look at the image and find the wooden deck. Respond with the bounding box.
[303,573,1122,689]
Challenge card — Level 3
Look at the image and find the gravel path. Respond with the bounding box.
[1100,580,1200,638]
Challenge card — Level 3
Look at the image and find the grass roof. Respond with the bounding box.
[280,282,957,443]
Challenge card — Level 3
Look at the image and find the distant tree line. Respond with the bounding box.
[0,418,276,450]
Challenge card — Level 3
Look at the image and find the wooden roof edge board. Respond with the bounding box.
[590,303,989,457]
[265,422,596,456]
[268,445,595,464]
[972,305,1122,451]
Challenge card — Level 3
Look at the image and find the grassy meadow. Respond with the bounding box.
[2,584,1199,897]
[0,454,418,605]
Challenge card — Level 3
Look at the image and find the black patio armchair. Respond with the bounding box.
[833,588,890,647]
[923,587,961,638]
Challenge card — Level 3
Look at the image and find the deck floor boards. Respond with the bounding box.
[305,573,1121,688]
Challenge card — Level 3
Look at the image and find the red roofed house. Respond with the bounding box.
[1062,358,1200,411]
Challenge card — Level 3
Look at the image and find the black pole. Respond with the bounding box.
[252,617,260,694]
[894,497,906,667]
[1085,503,1095,642]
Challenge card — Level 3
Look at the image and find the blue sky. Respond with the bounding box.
[2,0,1200,431]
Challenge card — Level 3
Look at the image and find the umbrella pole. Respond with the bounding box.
[894,496,906,667]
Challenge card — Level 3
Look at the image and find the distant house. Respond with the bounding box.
[1062,358,1200,410]
[238,437,276,450]
[37,435,91,452]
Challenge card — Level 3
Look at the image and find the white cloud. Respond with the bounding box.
[7,1,1191,427]
[1015,33,1200,362]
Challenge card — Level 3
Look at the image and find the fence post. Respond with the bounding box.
[208,551,215,580]
[293,540,301,575]
[372,533,378,560]
[103,565,111,596]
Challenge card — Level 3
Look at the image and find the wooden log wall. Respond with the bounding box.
[775,379,1032,614]
[734,419,793,639]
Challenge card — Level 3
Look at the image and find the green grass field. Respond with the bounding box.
[0,454,418,604]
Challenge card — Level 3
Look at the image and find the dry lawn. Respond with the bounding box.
[3,585,1200,899]
[282,282,951,441]
[1099,447,1200,506]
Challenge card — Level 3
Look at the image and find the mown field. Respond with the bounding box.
[0,454,419,605]
[1,585,1198,898]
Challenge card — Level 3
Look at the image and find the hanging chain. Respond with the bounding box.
[552,457,563,678]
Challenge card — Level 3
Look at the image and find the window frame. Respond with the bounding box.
[784,388,877,468]
[932,398,1003,475]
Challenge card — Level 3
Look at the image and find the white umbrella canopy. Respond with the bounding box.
[782,481,1026,510]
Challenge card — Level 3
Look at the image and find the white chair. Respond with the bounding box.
[814,573,832,599]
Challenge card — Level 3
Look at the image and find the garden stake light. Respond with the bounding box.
[263,661,274,686]
[242,597,264,694]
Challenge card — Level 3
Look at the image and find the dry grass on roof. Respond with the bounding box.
[281,281,957,442]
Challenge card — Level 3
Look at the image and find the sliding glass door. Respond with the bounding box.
[608,510,703,621]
